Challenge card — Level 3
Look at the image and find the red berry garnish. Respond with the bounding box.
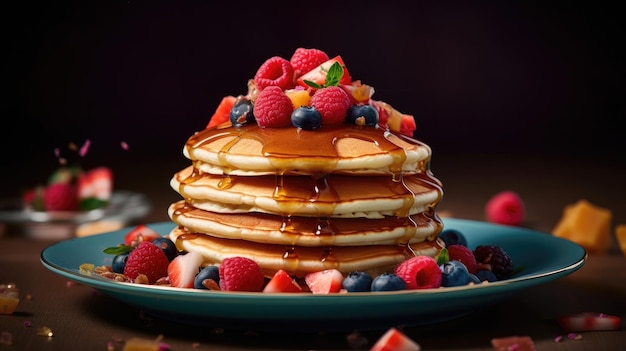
[290,48,329,77]
[254,86,294,127]
[485,190,525,225]
[123,241,170,284]
[473,245,514,280]
[447,245,478,274]
[395,256,442,289]
[218,257,265,292]
[254,56,295,91]
[310,86,351,125]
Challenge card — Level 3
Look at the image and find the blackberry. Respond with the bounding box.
[473,245,513,280]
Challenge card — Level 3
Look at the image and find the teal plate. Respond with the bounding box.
[41,218,586,331]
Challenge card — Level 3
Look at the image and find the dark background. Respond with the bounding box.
[2,1,624,207]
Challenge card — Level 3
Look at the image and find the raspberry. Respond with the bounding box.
[218,256,265,292]
[254,86,293,127]
[447,244,478,274]
[473,245,514,280]
[254,56,295,91]
[290,48,329,76]
[123,241,169,284]
[485,191,525,226]
[310,86,351,125]
[394,256,442,289]
[44,183,78,211]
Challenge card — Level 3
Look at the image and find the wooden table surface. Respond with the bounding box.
[2,153,625,351]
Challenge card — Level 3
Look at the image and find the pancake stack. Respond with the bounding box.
[168,122,444,278]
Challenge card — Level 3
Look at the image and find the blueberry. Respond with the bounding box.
[346,105,379,126]
[474,269,498,282]
[342,271,373,292]
[371,273,407,292]
[438,229,468,247]
[291,106,322,130]
[111,253,129,273]
[194,265,220,289]
[230,98,255,126]
[440,260,470,287]
[152,237,178,261]
[468,273,481,284]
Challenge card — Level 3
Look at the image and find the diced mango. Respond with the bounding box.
[616,224,626,257]
[552,199,612,252]
[123,337,166,351]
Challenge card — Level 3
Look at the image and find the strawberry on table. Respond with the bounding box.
[263,269,302,293]
[370,327,421,351]
[304,269,344,294]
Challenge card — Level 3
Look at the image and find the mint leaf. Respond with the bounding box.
[324,62,344,87]
[436,248,449,265]
[303,79,323,89]
[103,244,134,255]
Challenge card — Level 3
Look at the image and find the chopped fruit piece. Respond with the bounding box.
[122,337,169,351]
[78,166,113,210]
[395,256,442,289]
[206,95,236,129]
[552,199,612,252]
[263,269,302,293]
[296,55,351,88]
[399,114,417,137]
[168,251,203,288]
[491,336,535,351]
[485,191,525,226]
[284,88,311,109]
[340,81,374,104]
[616,224,626,257]
[558,312,621,332]
[124,224,161,246]
[304,269,344,294]
[370,327,421,351]
[0,284,19,315]
[219,257,265,292]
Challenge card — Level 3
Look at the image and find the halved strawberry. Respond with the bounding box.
[43,183,79,211]
[296,55,352,88]
[304,269,344,294]
[370,327,421,351]
[123,224,161,246]
[78,167,113,210]
[263,269,303,293]
[168,251,203,288]
[206,95,236,129]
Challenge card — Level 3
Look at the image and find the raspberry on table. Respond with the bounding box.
[254,56,295,91]
[310,86,351,125]
[290,48,329,76]
[254,86,294,127]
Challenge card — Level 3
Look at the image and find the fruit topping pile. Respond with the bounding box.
[205,47,417,136]
[84,226,519,294]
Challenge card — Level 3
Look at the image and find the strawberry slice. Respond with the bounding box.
[304,269,344,294]
[78,167,113,210]
[168,251,203,288]
[370,328,421,351]
[206,95,236,129]
[263,269,303,293]
[123,224,161,246]
[399,114,417,137]
[296,55,352,88]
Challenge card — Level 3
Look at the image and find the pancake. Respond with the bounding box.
[168,200,442,246]
[170,165,442,218]
[169,226,445,278]
[185,124,433,176]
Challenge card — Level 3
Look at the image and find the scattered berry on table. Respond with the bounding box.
[342,271,374,292]
[152,237,178,261]
[219,257,265,292]
[473,245,514,280]
[304,269,344,294]
[168,251,204,288]
[447,244,478,274]
[370,327,421,351]
[254,86,294,127]
[310,86,351,125]
[291,106,322,130]
[371,273,407,292]
[194,265,220,290]
[346,104,379,126]
[438,229,468,247]
[440,260,470,287]
[485,190,525,226]
[123,241,169,284]
[254,56,295,91]
[395,256,442,289]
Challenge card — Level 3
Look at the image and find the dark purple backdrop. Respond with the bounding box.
[2,1,623,198]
